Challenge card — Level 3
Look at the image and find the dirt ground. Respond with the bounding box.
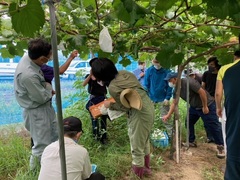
[125,143,226,180]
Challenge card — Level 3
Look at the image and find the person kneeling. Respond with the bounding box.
[38,116,105,180]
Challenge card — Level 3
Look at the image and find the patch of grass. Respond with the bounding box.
[0,126,30,179]
[203,166,223,180]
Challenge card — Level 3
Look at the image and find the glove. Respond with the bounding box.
[163,99,169,106]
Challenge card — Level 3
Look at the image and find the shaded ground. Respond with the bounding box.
[125,143,225,180]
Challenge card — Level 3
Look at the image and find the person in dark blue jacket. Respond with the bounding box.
[144,59,173,137]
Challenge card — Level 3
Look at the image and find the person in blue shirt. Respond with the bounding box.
[144,59,173,137]
[132,61,146,87]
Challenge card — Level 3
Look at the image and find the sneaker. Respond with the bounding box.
[216,145,225,159]
[182,142,197,147]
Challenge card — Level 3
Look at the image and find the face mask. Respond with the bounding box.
[97,80,110,87]
[139,65,144,70]
[168,82,175,88]
[154,64,161,70]
[97,81,104,86]
[208,66,216,73]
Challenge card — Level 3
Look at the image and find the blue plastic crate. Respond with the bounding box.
[151,131,169,148]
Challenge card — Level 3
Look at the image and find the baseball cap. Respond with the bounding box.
[164,72,178,81]
[63,116,83,132]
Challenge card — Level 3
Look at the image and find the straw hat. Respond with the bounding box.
[120,89,142,110]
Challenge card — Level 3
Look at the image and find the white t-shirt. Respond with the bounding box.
[38,137,92,180]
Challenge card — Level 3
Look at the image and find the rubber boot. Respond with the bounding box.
[132,165,144,179]
[144,154,152,176]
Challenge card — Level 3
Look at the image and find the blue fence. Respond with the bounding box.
[0,80,78,126]
[0,60,138,126]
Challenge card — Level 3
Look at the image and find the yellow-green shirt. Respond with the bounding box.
[217,59,240,81]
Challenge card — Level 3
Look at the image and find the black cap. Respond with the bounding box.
[63,116,83,132]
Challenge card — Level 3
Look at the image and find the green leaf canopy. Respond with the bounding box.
[9,0,45,37]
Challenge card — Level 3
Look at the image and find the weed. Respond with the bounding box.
[203,166,223,180]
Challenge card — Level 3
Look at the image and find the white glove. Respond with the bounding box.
[99,105,108,115]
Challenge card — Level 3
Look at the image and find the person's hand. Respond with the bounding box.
[104,101,111,108]
[162,115,170,122]
[89,69,96,80]
[140,72,144,77]
[163,99,169,106]
[202,106,209,114]
[52,90,56,96]
[216,108,222,118]
[69,50,78,59]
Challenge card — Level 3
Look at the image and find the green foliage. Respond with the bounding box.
[156,43,184,69]
[9,0,45,37]
[0,47,14,58]
[113,0,149,26]
[0,127,30,179]
[1,0,240,68]
[155,0,176,12]
[119,56,132,66]
[82,0,96,9]
[203,0,240,25]
[215,48,234,65]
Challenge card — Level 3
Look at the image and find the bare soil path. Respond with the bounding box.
[125,143,225,180]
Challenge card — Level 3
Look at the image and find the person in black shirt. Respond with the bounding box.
[202,57,221,97]
[83,69,108,144]
[202,57,221,143]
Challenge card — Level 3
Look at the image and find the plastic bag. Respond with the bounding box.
[99,26,113,53]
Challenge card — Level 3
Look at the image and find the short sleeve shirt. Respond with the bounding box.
[38,137,92,180]
[174,78,214,108]
[85,74,107,96]
[202,71,217,97]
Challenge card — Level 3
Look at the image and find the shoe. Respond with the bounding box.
[181,142,197,147]
[144,154,152,176]
[132,165,144,178]
[216,145,225,159]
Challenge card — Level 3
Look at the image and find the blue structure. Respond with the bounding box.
[88,53,138,72]
[115,55,138,72]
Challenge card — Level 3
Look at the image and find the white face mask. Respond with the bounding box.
[168,82,175,88]
[139,65,144,70]
[153,64,161,70]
